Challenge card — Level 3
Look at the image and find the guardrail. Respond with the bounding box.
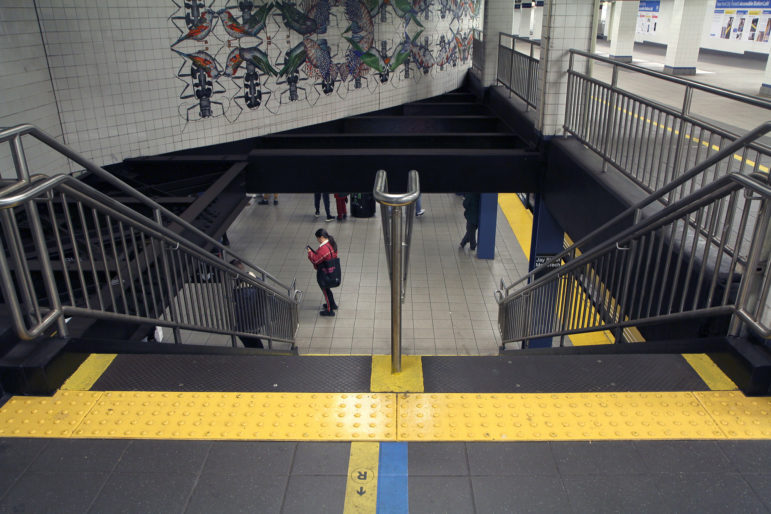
[0,125,301,347]
[472,28,484,78]
[496,33,540,109]
[564,49,771,200]
[496,123,771,347]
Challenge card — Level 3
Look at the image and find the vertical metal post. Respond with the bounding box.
[155,209,181,343]
[10,135,31,183]
[602,64,619,172]
[391,207,403,373]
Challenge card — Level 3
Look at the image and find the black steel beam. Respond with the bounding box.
[245,148,540,192]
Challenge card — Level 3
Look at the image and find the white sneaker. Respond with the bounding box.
[416,209,425,217]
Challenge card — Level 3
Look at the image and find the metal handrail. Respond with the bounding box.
[497,171,771,346]
[496,33,540,109]
[0,125,301,346]
[0,124,293,294]
[499,121,771,297]
[373,169,420,372]
[563,50,771,194]
[568,49,771,110]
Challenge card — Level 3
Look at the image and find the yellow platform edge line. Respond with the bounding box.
[682,354,738,391]
[370,355,424,392]
[60,354,117,391]
[498,193,532,257]
[343,442,379,513]
[1,391,769,441]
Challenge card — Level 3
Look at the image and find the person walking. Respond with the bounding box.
[307,228,339,316]
[415,193,425,216]
[314,193,334,221]
[460,192,480,251]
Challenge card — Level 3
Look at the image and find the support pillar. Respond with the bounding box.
[532,2,543,41]
[527,194,563,348]
[608,0,639,62]
[512,2,521,35]
[519,2,532,37]
[663,0,707,76]
[482,0,518,85]
[477,193,499,260]
[536,0,596,136]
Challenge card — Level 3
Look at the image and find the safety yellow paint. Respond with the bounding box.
[498,193,532,257]
[2,390,769,441]
[343,442,379,513]
[74,392,395,440]
[397,392,728,441]
[682,354,738,391]
[694,391,771,439]
[60,354,117,391]
[370,355,423,392]
[0,390,103,438]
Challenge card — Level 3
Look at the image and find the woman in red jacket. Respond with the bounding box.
[307,228,339,316]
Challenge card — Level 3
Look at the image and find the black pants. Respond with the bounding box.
[321,286,337,311]
[314,193,331,216]
[461,221,478,249]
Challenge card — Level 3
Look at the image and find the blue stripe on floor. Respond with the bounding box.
[377,442,408,514]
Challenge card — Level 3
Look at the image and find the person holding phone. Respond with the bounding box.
[307,228,339,316]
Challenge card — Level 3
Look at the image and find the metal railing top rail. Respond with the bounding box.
[499,33,541,49]
[498,120,771,297]
[0,124,294,295]
[498,171,771,342]
[0,173,296,300]
[568,49,771,111]
[373,169,420,206]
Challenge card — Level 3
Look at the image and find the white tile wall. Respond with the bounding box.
[22,0,480,167]
[0,1,70,178]
[537,0,595,136]
[664,0,708,70]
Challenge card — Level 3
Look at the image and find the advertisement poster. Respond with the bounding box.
[637,0,660,34]
[710,1,771,42]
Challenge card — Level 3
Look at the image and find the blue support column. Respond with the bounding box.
[527,193,564,348]
[477,193,499,260]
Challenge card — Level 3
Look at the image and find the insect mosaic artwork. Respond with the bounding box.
[169,0,479,123]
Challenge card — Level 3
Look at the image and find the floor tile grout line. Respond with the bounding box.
[690,390,731,440]
[180,442,214,514]
[84,438,134,513]
[278,442,299,513]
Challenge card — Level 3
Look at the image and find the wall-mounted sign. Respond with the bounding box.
[710,1,771,41]
[637,1,660,34]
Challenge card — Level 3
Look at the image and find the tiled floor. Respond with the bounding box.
[2,439,769,513]
[180,193,530,355]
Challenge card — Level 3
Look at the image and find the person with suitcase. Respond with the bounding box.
[307,228,340,316]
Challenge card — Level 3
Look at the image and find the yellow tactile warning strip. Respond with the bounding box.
[60,354,116,391]
[0,391,102,438]
[370,355,424,392]
[1,391,769,441]
[682,354,738,391]
[343,442,379,513]
[694,391,771,439]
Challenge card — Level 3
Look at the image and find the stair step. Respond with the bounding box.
[0,338,85,395]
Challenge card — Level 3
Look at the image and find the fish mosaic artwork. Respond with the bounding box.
[169,0,479,122]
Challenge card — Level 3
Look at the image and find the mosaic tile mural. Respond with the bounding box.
[170,0,480,123]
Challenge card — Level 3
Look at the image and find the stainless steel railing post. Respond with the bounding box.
[374,169,420,374]
[391,207,403,372]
